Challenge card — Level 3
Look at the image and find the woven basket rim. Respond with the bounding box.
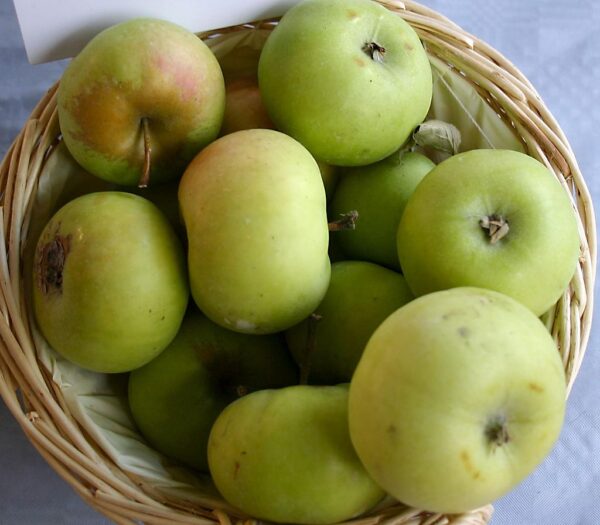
[0,1,595,524]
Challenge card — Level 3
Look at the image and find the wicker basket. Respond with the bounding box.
[0,1,595,524]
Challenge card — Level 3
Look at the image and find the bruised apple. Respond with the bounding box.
[349,287,566,513]
[32,192,188,373]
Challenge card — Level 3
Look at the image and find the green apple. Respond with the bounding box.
[349,287,566,513]
[58,18,225,187]
[318,161,339,202]
[258,0,432,166]
[32,192,188,373]
[397,149,580,315]
[220,76,275,136]
[286,261,413,384]
[128,309,297,471]
[331,151,435,269]
[179,129,330,335]
[208,385,385,524]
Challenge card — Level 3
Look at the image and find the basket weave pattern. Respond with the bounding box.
[0,1,595,524]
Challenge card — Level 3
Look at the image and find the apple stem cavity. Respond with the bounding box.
[485,415,511,450]
[139,117,152,188]
[479,214,509,244]
[363,42,386,63]
[299,313,323,385]
[328,210,359,232]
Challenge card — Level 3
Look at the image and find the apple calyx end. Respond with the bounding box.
[37,232,72,296]
[328,210,359,232]
[363,42,386,63]
[138,117,152,188]
[479,214,509,244]
[485,416,510,450]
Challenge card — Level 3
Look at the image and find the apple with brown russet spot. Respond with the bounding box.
[58,18,225,187]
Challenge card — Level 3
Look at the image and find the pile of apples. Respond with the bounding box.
[31,0,581,522]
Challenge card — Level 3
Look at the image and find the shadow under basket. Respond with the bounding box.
[0,1,595,524]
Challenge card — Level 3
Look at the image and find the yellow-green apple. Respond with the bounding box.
[128,309,297,471]
[349,287,567,513]
[331,151,434,269]
[258,0,432,166]
[32,192,188,373]
[220,76,274,136]
[286,261,413,383]
[208,385,385,523]
[397,149,580,315]
[179,129,330,335]
[58,18,225,187]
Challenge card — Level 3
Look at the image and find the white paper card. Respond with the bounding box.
[13,0,298,64]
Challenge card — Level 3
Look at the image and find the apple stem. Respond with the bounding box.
[138,117,152,188]
[328,210,359,232]
[485,416,510,450]
[479,214,509,244]
[299,313,323,385]
[363,42,386,63]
